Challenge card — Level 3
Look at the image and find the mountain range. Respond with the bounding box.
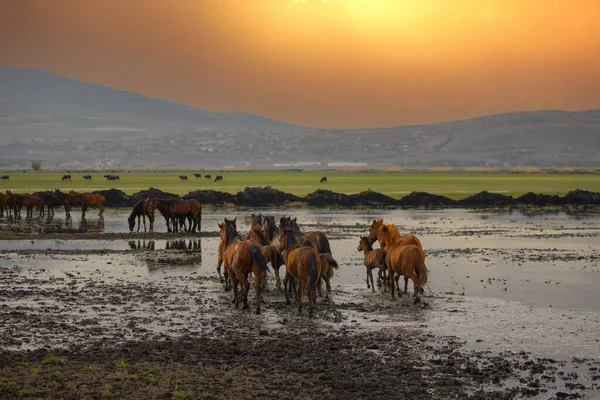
[1,64,598,169]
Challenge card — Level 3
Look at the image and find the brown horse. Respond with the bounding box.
[279,216,332,255]
[217,217,237,288]
[0,192,6,216]
[52,189,81,219]
[153,198,201,233]
[79,192,105,217]
[21,195,44,217]
[318,253,338,300]
[128,197,156,232]
[279,228,321,315]
[244,224,284,289]
[371,219,423,251]
[357,236,388,292]
[219,218,270,314]
[379,225,428,303]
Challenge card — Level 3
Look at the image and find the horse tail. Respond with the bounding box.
[308,253,320,294]
[414,248,428,289]
[318,235,332,255]
[324,254,339,270]
[249,242,269,275]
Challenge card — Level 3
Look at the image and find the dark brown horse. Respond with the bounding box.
[279,228,321,316]
[357,236,387,292]
[21,195,44,217]
[128,197,156,232]
[219,218,270,314]
[245,224,284,289]
[279,216,332,255]
[379,225,428,303]
[152,198,201,233]
[53,189,82,219]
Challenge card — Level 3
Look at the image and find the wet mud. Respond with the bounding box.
[1,209,600,398]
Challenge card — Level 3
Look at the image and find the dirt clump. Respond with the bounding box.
[305,189,359,207]
[235,186,303,207]
[459,191,515,207]
[399,191,457,207]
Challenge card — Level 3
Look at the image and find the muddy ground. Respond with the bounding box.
[1,209,600,399]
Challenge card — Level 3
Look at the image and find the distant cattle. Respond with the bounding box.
[83,175,92,181]
[1,175,8,182]
[62,174,72,181]
[179,175,188,182]
[204,174,212,180]
[320,176,327,183]
[104,175,120,182]
[214,175,223,182]
[193,173,202,179]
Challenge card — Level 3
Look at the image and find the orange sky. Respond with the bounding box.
[1,0,599,128]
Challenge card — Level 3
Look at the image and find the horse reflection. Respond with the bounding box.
[78,217,105,233]
[128,240,156,251]
[166,238,201,250]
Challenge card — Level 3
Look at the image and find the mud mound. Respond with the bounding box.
[399,192,457,207]
[235,186,302,207]
[459,191,515,207]
[129,187,179,206]
[305,189,359,207]
[92,189,129,207]
[183,190,236,205]
[349,190,399,206]
[561,189,600,205]
[516,192,562,206]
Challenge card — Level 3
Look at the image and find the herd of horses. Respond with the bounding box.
[0,190,105,218]
[215,214,428,316]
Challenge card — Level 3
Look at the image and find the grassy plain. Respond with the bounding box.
[0,170,598,200]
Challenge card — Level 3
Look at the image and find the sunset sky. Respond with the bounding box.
[1,0,599,128]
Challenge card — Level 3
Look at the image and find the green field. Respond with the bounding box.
[1,170,598,200]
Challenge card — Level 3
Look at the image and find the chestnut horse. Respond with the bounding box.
[219,218,270,314]
[357,236,388,292]
[78,192,105,218]
[128,197,156,232]
[379,225,428,303]
[245,224,284,290]
[279,228,321,315]
[152,198,201,233]
[370,219,423,251]
[317,253,338,301]
[53,189,82,219]
[21,195,44,217]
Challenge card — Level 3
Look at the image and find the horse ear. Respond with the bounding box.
[293,217,297,223]
[217,223,222,229]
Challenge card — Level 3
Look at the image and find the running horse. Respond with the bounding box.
[219,218,270,314]
[279,228,321,316]
[378,224,428,304]
[128,196,156,232]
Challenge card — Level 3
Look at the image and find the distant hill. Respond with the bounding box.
[1,64,599,169]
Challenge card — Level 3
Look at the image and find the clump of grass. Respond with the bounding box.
[115,359,128,369]
[18,388,31,398]
[172,391,186,398]
[41,355,59,365]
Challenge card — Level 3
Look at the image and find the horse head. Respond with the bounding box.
[357,235,370,252]
[368,219,384,245]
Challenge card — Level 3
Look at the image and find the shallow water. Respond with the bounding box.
[2,208,600,365]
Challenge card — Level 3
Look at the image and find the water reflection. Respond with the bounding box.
[127,238,202,251]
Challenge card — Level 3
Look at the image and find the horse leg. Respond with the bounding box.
[396,275,402,298]
[240,274,250,310]
[284,272,291,305]
[389,269,395,299]
[369,267,375,292]
[254,269,263,314]
[142,215,147,232]
[323,275,331,301]
[404,276,409,294]
[297,278,303,314]
[99,204,104,217]
[231,273,240,308]
[274,265,281,291]
[164,216,171,233]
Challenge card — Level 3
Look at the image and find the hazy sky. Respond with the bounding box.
[1,0,599,128]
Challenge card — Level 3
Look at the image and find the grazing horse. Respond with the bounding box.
[153,198,201,233]
[83,175,92,181]
[379,225,428,303]
[279,228,321,316]
[179,175,188,182]
[279,216,332,255]
[193,173,202,179]
[61,174,72,181]
[357,236,387,292]
[214,175,223,182]
[219,219,270,314]
[128,197,156,232]
[1,175,9,182]
[320,176,327,183]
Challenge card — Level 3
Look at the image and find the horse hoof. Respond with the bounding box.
[255,308,261,315]
[414,297,421,305]
[286,300,291,305]
[243,304,249,310]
